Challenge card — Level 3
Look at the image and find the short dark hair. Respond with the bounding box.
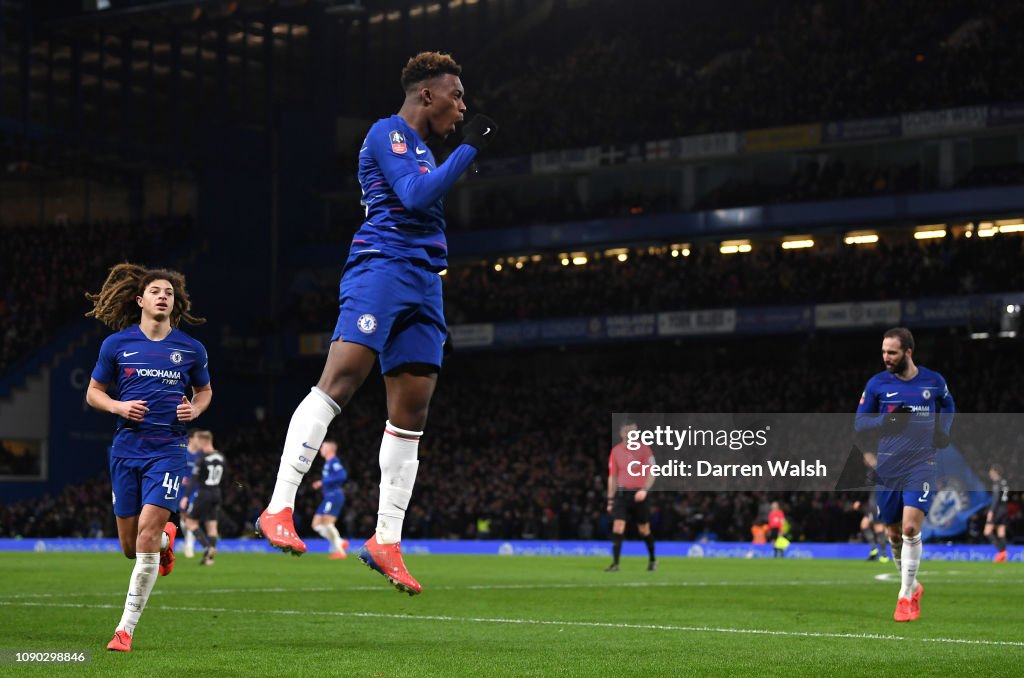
[400,51,461,91]
[883,327,915,351]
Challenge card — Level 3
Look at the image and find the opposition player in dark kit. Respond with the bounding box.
[85,263,212,650]
[256,51,498,595]
[855,327,954,622]
[985,464,1011,562]
[189,433,225,566]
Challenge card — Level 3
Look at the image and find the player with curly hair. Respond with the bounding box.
[84,263,212,651]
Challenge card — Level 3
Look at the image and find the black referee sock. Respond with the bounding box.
[208,535,218,549]
[995,536,1006,551]
[612,533,623,565]
[192,528,210,549]
[644,534,656,562]
[875,530,887,548]
[861,527,874,543]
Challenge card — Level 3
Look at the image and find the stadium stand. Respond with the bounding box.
[2,0,1021,551]
[4,335,1019,543]
[281,233,1024,329]
[0,218,192,372]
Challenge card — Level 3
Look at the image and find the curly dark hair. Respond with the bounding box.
[85,262,205,331]
[400,51,462,91]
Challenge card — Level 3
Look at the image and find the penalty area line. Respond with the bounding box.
[2,600,1022,648]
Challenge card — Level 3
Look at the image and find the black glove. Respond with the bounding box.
[462,114,499,151]
[881,405,913,435]
[933,429,950,449]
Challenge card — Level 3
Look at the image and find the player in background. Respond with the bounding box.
[985,464,1010,562]
[854,452,890,562]
[256,51,499,596]
[84,263,212,651]
[605,422,656,572]
[855,327,954,622]
[767,501,788,558]
[189,433,224,566]
[179,429,203,558]
[311,440,350,559]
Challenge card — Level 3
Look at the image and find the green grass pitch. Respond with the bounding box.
[0,552,1021,676]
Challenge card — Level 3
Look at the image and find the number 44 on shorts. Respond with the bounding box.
[162,472,181,500]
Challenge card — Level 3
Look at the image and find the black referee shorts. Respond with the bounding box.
[611,489,651,525]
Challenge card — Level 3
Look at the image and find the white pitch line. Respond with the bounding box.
[2,600,1022,648]
[2,576,1023,600]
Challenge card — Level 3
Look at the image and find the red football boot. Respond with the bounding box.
[358,534,422,595]
[106,630,132,652]
[158,521,176,576]
[893,597,914,622]
[910,582,924,620]
[255,507,306,555]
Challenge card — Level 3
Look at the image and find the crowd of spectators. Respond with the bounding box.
[281,233,1024,331]
[3,333,1020,543]
[0,475,110,539]
[320,1,1024,235]
[0,217,192,373]
[468,0,1024,156]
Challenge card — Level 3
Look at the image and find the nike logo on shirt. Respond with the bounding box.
[123,351,140,357]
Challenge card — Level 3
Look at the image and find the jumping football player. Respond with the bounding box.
[256,51,499,595]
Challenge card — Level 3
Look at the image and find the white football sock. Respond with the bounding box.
[160,531,169,551]
[325,523,344,552]
[375,421,421,545]
[899,533,922,599]
[268,387,340,513]
[184,528,195,553]
[315,524,345,552]
[116,552,159,637]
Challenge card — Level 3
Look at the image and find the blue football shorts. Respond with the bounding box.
[875,465,936,525]
[332,255,446,374]
[109,453,187,518]
[316,491,345,518]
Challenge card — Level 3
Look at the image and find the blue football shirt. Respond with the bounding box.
[91,326,211,459]
[351,114,478,271]
[321,457,348,495]
[854,366,955,478]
